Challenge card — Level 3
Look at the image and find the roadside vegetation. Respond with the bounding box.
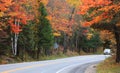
[0,48,98,64]
[97,56,120,73]
[1,2,120,73]
[0,0,104,64]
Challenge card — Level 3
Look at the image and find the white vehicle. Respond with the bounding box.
[104,49,111,55]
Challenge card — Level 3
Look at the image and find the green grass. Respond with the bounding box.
[97,56,120,73]
[40,51,79,60]
[39,54,67,60]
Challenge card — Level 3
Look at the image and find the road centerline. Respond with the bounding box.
[1,62,58,73]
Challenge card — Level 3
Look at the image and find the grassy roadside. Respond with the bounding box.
[0,54,71,64]
[0,50,98,64]
[0,51,80,64]
[97,56,120,73]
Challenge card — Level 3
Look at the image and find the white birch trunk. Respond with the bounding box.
[11,19,19,56]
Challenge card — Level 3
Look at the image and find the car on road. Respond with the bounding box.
[104,49,111,55]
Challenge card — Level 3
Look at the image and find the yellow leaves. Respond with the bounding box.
[41,0,48,6]
[66,0,82,7]
[53,32,61,37]
[87,33,93,40]
[0,12,4,17]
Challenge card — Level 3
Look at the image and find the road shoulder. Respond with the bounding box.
[85,64,97,73]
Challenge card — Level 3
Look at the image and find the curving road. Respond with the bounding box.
[0,55,109,73]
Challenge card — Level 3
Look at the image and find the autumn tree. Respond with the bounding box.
[79,0,120,63]
[0,0,31,56]
[8,0,30,56]
[47,0,76,35]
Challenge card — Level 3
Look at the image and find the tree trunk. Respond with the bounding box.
[63,33,67,53]
[70,38,74,52]
[37,48,40,59]
[114,25,120,63]
[45,48,50,56]
[78,48,81,54]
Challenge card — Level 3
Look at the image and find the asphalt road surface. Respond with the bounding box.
[0,55,109,73]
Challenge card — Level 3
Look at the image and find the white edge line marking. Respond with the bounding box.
[56,63,82,73]
[56,59,106,73]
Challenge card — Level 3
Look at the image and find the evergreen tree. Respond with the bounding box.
[18,21,36,60]
[37,2,54,57]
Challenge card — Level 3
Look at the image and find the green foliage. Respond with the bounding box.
[18,21,36,50]
[38,3,47,17]
[86,32,102,49]
[72,26,102,53]
[37,2,54,49]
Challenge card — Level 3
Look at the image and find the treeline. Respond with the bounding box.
[0,2,103,62]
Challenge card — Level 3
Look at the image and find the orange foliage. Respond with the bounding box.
[0,0,13,12]
[78,0,120,27]
[79,0,112,14]
[0,0,32,34]
[11,24,22,34]
[82,22,92,27]
[8,0,29,34]
[0,0,36,34]
[47,0,75,35]
[92,15,103,23]
[41,0,48,5]
[0,0,13,31]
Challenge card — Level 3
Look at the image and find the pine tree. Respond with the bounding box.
[18,21,36,60]
[37,2,54,57]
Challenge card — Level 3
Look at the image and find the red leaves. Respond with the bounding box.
[11,24,22,34]
[8,19,21,34]
[21,18,27,25]
[6,0,29,34]
[18,13,28,25]
[13,4,20,11]
[9,16,28,34]
[83,30,88,33]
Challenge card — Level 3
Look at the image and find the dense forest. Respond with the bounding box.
[0,0,119,64]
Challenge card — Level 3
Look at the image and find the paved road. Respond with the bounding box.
[0,55,109,73]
